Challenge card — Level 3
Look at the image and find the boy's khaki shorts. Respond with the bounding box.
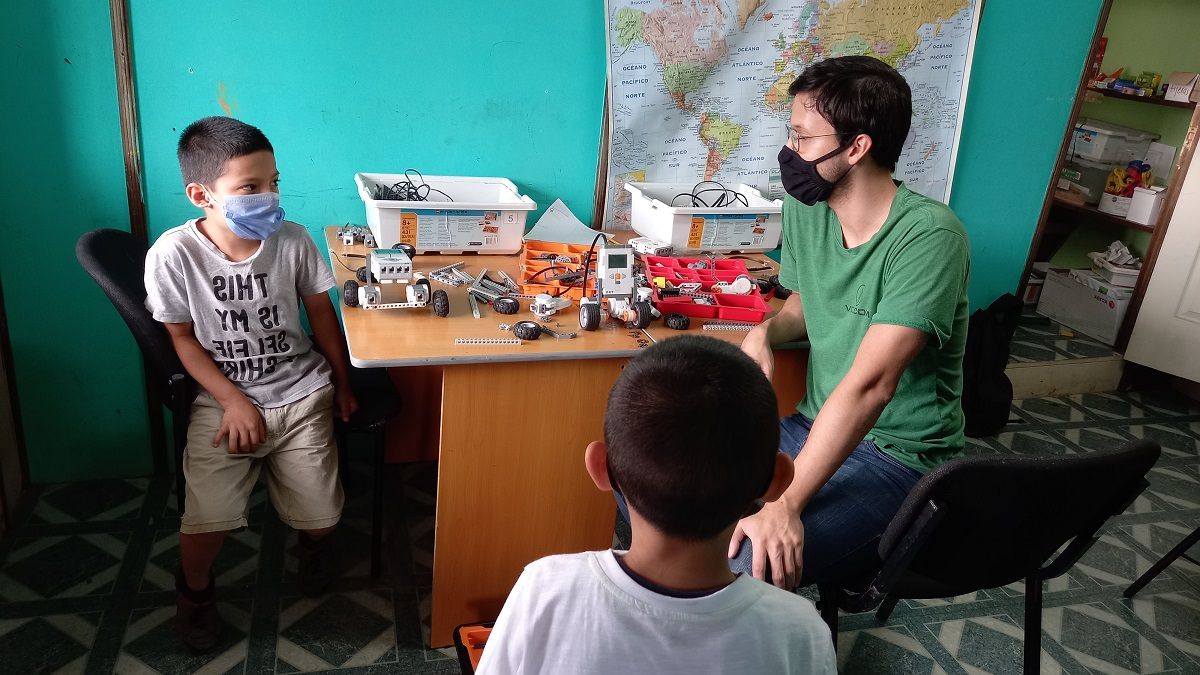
[181,383,344,535]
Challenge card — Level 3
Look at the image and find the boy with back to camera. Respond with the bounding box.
[476,335,836,674]
[144,116,358,652]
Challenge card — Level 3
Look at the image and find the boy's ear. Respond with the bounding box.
[761,452,795,503]
[185,182,211,208]
[584,441,611,492]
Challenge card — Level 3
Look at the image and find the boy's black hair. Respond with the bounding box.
[604,335,779,541]
[177,116,274,186]
[788,55,912,172]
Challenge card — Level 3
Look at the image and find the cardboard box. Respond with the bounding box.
[1036,270,1130,345]
[1164,71,1200,103]
[1127,185,1166,226]
[1097,193,1132,217]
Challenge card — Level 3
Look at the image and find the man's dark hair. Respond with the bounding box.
[177,116,274,186]
[788,55,912,171]
[604,335,779,541]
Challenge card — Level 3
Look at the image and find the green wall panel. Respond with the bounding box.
[129,1,607,242]
[950,0,1106,309]
[0,2,152,481]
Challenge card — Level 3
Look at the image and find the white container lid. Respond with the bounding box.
[1075,117,1157,141]
[1066,156,1118,170]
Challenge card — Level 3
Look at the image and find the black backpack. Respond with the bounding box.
[962,293,1022,438]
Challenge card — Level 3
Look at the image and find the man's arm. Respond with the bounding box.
[303,291,358,422]
[164,321,265,454]
[741,293,807,380]
[730,323,927,588]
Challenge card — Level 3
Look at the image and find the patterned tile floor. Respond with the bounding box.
[1009,313,1120,364]
[1,389,1198,674]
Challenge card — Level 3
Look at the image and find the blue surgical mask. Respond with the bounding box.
[205,187,285,240]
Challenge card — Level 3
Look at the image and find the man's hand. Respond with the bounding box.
[335,386,359,423]
[215,398,266,454]
[741,324,776,381]
[729,497,804,589]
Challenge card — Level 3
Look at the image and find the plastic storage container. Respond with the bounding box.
[1059,157,1117,204]
[624,182,782,254]
[1069,118,1157,164]
[355,173,536,254]
[645,256,771,323]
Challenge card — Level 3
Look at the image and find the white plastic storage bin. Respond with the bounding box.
[624,182,782,254]
[1069,118,1157,164]
[355,173,536,254]
[1060,157,1118,204]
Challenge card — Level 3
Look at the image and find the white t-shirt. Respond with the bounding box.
[476,550,837,675]
[144,220,335,407]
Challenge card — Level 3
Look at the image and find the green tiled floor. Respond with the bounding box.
[1,390,1198,674]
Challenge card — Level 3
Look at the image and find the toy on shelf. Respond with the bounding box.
[1105,161,1153,198]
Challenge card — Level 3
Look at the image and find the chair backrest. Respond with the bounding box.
[879,440,1160,594]
[75,228,186,402]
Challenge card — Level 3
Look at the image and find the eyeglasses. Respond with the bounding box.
[784,127,852,149]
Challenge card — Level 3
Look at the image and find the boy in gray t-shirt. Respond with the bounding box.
[144,116,357,652]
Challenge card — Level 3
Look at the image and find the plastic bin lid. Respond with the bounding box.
[1065,156,1118,170]
[1075,117,1156,140]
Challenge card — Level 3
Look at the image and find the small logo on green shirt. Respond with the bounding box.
[845,284,873,318]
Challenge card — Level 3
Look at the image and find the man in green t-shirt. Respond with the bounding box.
[733,56,971,590]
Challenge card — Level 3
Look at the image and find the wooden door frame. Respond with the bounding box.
[1019,0,1200,353]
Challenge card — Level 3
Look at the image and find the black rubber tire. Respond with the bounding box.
[664,313,690,330]
[431,289,450,317]
[342,280,360,308]
[770,274,793,300]
[492,297,519,315]
[356,265,375,284]
[513,321,542,341]
[579,302,601,331]
[632,301,654,329]
[394,243,417,259]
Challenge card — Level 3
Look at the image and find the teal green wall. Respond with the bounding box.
[130,1,607,240]
[1,1,1109,481]
[0,2,153,482]
[949,0,1106,309]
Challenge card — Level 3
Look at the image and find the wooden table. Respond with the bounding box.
[325,228,806,646]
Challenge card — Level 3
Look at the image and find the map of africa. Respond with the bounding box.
[604,0,980,229]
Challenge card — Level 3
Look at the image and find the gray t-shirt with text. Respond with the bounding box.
[144,220,335,408]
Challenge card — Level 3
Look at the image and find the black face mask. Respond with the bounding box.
[777,141,854,206]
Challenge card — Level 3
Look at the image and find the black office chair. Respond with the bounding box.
[76,228,396,577]
[817,439,1160,675]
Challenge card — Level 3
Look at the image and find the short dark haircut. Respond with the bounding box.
[604,335,780,541]
[788,55,912,171]
[177,116,274,186]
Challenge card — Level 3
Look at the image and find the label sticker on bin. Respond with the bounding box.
[401,209,508,248]
[687,213,771,250]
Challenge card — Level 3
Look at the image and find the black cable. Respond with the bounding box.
[327,249,357,273]
[669,180,749,208]
[579,232,609,304]
[371,168,454,202]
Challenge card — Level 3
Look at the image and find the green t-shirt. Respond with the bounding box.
[779,184,970,473]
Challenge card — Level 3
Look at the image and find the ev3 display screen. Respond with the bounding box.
[606,254,628,269]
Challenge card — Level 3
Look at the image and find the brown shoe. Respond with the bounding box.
[296,532,338,597]
[175,572,222,652]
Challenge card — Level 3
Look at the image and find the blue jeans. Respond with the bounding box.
[616,413,923,588]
